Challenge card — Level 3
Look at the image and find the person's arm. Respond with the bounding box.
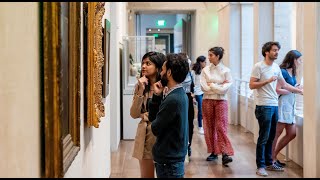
[249,77,273,90]
[148,93,162,123]
[208,71,233,94]
[278,78,303,94]
[249,64,276,89]
[249,73,278,90]
[191,70,196,84]
[200,68,216,94]
[150,97,177,136]
[276,81,291,95]
[130,84,144,119]
[276,70,291,95]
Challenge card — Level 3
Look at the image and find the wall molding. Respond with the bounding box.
[217,2,230,12]
[218,2,245,12]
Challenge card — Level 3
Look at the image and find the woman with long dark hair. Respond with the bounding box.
[271,50,303,167]
[130,51,166,178]
[191,56,206,134]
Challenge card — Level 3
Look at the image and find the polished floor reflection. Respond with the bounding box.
[111,123,303,178]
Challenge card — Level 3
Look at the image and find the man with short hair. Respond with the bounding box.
[249,41,303,177]
[148,53,189,178]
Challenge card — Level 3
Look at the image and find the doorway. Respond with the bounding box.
[146,32,174,55]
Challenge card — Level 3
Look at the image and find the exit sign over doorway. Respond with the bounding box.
[157,20,166,27]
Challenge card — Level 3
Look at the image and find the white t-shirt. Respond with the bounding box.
[251,60,284,106]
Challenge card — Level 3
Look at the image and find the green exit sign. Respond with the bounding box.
[153,34,159,38]
[157,20,166,27]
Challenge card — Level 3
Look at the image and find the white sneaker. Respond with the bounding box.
[256,168,268,177]
[199,127,204,135]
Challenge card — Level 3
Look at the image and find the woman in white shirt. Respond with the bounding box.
[191,56,206,134]
[200,47,234,166]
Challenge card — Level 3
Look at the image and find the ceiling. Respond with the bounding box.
[128,2,219,14]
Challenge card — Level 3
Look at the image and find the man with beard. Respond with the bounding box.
[148,53,189,178]
[249,41,303,177]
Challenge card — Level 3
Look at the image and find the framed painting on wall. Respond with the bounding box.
[42,2,81,178]
[83,2,105,128]
[102,19,111,98]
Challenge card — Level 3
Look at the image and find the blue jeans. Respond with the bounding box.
[195,94,203,128]
[155,161,184,178]
[255,105,278,168]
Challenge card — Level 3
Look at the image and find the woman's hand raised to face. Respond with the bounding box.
[137,75,149,95]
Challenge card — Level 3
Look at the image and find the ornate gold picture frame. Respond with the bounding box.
[42,2,81,177]
[84,2,105,128]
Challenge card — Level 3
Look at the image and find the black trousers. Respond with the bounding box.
[186,93,195,146]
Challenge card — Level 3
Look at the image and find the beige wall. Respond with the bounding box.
[302,2,320,177]
[0,3,40,178]
[194,5,219,59]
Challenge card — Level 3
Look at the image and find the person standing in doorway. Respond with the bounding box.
[249,42,303,176]
[200,47,234,167]
[148,53,189,178]
[130,51,166,178]
[271,50,304,167]
[191,55,207,135]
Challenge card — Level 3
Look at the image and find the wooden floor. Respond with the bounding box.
[110,124,303,178]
